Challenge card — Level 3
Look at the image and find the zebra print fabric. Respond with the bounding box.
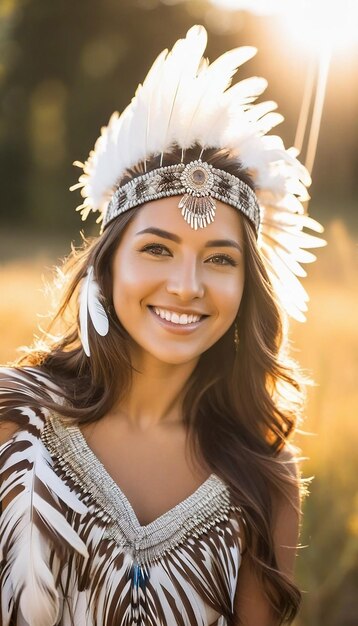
[0,368,244,626]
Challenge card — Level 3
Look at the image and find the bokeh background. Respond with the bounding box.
[0,1,357,624]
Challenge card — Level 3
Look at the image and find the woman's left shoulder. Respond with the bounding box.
[275,442,300,480]
[272,443,302,524]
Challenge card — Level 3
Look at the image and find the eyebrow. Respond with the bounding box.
[136,227,243,253]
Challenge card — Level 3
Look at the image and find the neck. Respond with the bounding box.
[113,349,199,431]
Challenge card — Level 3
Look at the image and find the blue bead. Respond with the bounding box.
[133,563,141,587]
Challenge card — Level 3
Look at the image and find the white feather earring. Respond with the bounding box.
[79,266,109,357]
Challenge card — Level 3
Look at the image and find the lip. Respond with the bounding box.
[149,305,209,316]
[147,306,208,334]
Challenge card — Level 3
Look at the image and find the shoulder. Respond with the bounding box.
[270,444,302,576]
[276,442,299,470]
[274,443,301,500]
[0,364,63,404]
[0,365,58,442]
[270,443,302,531]
[0,365,43,390]
[274,443,301,496]
[0,364,55,387]
[233,445,301,622]
[234,445,301,556]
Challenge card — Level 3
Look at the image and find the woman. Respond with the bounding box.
[0,26,325,626]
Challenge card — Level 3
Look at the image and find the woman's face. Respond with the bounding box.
[112,196,245,366]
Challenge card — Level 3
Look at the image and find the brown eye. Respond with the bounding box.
[207,254,237,267]
[141,243,172,256]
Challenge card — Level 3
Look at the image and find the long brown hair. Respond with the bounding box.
[1,147,307,624]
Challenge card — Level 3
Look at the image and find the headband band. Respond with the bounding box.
[103,160,261,233]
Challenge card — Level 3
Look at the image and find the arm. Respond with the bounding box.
[234,447,301,626]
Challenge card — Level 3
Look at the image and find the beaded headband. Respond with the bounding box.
[103,161,260,233]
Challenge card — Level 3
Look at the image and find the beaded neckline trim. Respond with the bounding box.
[42,414,239,565]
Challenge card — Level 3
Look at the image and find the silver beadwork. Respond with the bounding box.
[103,160,260,233]
[42,413,237,567]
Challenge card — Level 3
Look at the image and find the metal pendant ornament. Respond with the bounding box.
[178,160,216,230]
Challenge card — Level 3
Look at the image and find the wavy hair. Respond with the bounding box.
[1,146,308,624]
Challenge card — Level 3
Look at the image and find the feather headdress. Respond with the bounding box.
[71,25,326,321]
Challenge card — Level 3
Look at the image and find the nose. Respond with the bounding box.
[166,256,205,301]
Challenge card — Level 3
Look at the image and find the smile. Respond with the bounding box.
[152,307,202,325]
[147,306,208,332]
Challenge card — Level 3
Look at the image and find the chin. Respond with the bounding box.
[152,351,200,366]
[134,343,204,367]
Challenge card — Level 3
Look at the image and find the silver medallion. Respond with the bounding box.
[179,160,216,230]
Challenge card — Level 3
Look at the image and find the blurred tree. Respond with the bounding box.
[0,0,200,233]
[0,0,357,235]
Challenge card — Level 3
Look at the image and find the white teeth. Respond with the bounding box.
[152,307,202,325]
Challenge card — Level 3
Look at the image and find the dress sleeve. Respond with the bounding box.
[0,369,88,626]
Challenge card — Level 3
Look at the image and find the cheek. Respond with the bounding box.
[113,269,140,312]
[112,254,160,312]
[210,268,245,317]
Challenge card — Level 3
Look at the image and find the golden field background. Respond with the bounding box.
[0,219,357,625]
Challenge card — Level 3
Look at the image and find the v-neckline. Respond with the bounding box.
[44,413,235,561]
[46,413,229,541]
[73,421,216,531]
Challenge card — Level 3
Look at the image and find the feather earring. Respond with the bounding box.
[79,266,109,357]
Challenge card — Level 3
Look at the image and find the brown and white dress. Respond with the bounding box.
[0,368,244,626]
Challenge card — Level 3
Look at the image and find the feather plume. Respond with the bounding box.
[182,46,257,151]
[222,76,268,107]
[160,28,208,163]
[142,50,168,168]
[79,266,109,357]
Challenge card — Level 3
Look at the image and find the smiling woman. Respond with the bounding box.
[111,195,245,367]
[0,26,324,626]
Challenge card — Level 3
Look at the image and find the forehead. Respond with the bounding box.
[122,196,244,242]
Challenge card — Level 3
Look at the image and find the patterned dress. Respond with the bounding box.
[0,369,244,626]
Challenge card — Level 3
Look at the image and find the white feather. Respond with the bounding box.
[87,268,109,337]
[222,76,268,107]
[79,266,109,357]
[182,47,257,151]
[79,267,91,357]
[142,50,169,167]
[146,25,208,158]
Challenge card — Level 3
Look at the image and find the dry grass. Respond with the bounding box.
[0,219,357,625]
[0,258,55,363]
